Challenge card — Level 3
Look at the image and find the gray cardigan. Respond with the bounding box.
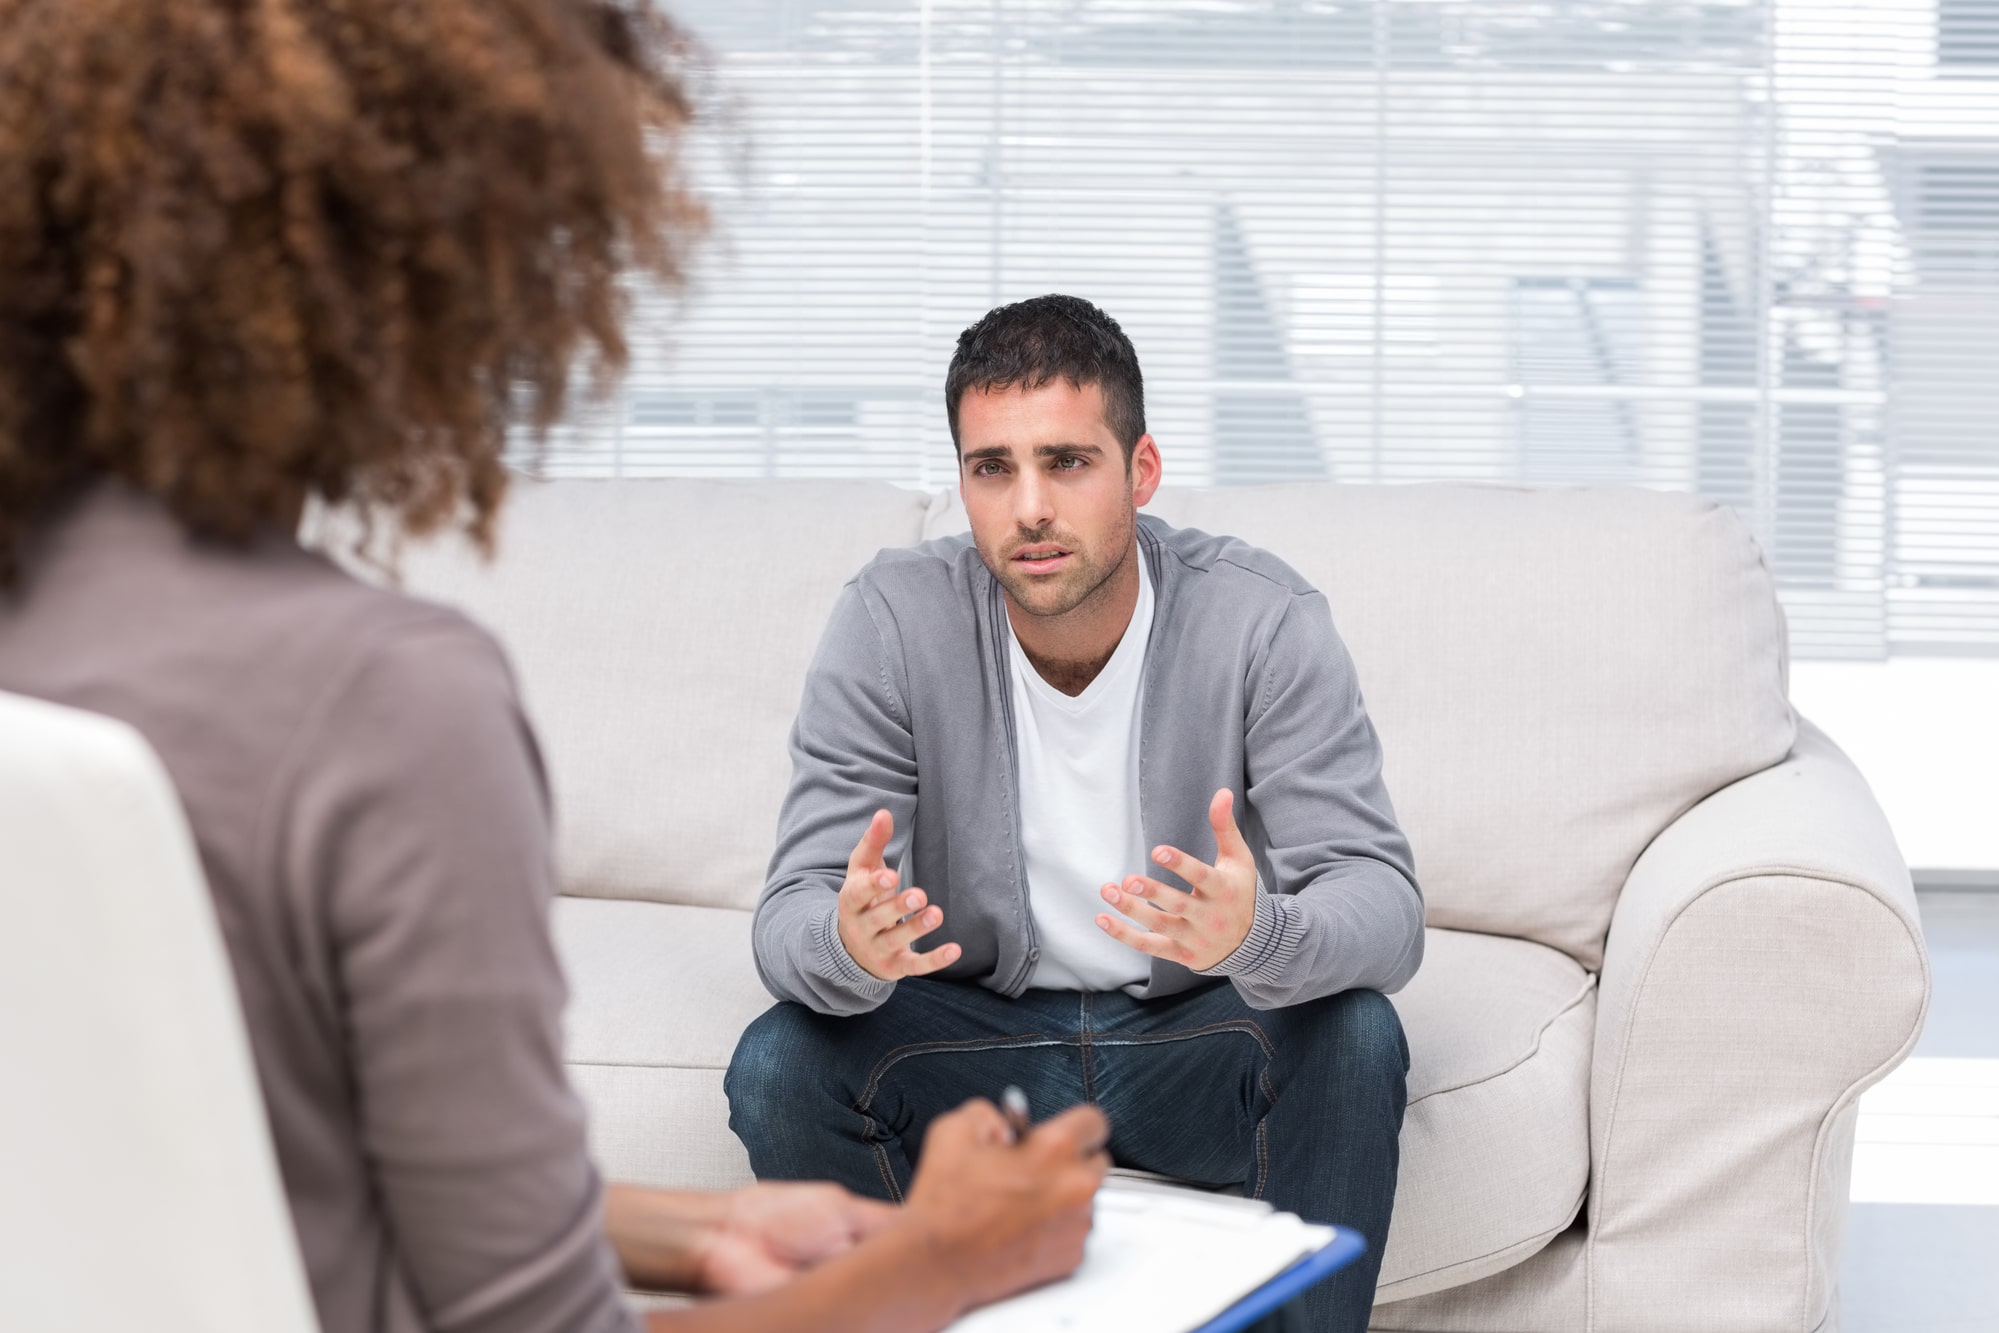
[753,514,1425,1017]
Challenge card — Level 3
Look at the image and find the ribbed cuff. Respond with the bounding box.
[1198,892,1300,983]
[814,905,897,1002]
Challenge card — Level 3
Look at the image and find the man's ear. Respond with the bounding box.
[1130,434,1163,507]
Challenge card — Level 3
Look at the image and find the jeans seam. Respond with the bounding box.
[853,1033,1073,1113]
[1086,1019,1277,1060]
[869,1139,904,1203]
[1088,1019,1280,1200]
[853,1031,1075,1202]
[1252,1058,1280,1200]
[1080,992,1096,1103]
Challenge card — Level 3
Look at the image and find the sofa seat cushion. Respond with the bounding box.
[555,900,1593,1299]
[1377,927,1596,1301]
[554,898,768,1191]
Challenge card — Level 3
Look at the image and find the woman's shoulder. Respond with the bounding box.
[3,483,528,807]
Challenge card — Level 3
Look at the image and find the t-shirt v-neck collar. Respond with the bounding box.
[1004,551,1155,713]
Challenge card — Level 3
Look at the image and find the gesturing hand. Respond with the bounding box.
[837,809,963,982]
[1095,788,1258,972]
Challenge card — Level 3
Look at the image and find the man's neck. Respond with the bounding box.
[1006,542,1142,698]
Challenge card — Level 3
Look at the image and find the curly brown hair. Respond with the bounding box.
[0,0,705,586]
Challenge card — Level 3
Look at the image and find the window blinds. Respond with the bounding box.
[524,1,1999,660]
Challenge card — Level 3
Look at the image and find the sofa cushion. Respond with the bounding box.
[390,479,931,911]
[929,482,1794,969]
[554,899,768,1191]
[553,899,1594,1299]
[1376,927,1595,1302]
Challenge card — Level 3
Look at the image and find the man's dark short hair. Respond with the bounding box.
[945,294,1147,461]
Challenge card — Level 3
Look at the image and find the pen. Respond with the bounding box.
[1001,1085,1031,1143]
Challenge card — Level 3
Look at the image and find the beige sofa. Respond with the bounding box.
[384,477,1929,1332]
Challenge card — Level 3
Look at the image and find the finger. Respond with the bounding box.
[1209,787,1253,862]
[1108,875,1194,915]
[873,902,945,950]
[860,888,930,936]
[1066,1150,1112,1197]
[859,867,900,909]
[934,1098,1009,1149]
[1098,883,1190,935]
[1028,1104,1112,1160]
[1149,843,1218,892]
[844,868,902,917]
[843,1195,900,1239]
[890,940,961,977]
[774,1186,873,1264]
[846,809,893,879]
[1094,912,1179,960]
[707,1245,797,1296]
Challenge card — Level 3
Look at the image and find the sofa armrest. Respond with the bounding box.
[1587,719,1928,1333]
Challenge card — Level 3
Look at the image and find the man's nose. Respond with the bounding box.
[1013,469,1056,531]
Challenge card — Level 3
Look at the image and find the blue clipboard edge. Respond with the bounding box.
[1187,1226,1368,1333]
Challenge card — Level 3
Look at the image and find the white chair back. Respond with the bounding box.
[0,690,320,1333]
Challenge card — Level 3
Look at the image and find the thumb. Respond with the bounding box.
[847,809,893,877]
[844,1195,900,1239]
[1028,1104,1111,1160]
[1210,788,1250,861]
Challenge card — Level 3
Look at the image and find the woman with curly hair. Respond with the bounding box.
[0,2,1108,1331]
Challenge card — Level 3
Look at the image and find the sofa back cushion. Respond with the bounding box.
[395,477,1792,968]
[1117,483,1795,968]
[390,479,931,912]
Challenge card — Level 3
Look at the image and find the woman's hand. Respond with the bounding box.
[606,1180,892,1296]
[902,1100,1111,1312]
[619,1102,1110,1332]
[694,1182,899,1296]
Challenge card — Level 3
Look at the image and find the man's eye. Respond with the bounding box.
[1056,455,1086,470]
[974,461,1003,476]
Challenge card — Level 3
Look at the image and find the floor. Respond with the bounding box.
[1840,891,1999,1332]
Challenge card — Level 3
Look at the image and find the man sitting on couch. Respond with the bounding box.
[726,294,1424,1331]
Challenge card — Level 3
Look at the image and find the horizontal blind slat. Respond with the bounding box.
[511,0,1999,660]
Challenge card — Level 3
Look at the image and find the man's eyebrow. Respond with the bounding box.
[961,441,1107,464]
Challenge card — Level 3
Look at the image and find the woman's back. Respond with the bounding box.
[0,482,634,1333]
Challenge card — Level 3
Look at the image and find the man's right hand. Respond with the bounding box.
[903,1101,1111,1313]
[837,809,962,981]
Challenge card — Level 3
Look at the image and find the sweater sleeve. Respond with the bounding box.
[751,583,914,1016]
[1199,592,1426,1009]
[278,618,637,1333]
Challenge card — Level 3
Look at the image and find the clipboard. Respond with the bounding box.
[942,1182,1365,1333]
[1190,1227,1368,1333]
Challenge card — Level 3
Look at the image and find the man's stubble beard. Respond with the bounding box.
[984,496,1137,623]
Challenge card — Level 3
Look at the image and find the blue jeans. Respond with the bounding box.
[725,978,1407,1333]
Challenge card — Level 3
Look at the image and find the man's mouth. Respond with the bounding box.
[1011,545,1071,574]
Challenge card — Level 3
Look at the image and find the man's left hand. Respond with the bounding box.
[695,1182,898,1296]
[1095,788,1258,972]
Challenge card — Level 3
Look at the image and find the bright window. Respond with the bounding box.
[525,1,1999,660]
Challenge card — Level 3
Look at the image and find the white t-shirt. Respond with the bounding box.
[1006,554,1156,993]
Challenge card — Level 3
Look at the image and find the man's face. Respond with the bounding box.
[956,379,1162,621]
